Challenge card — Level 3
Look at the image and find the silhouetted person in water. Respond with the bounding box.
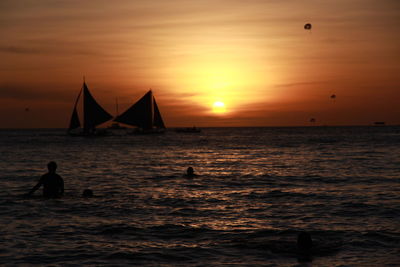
[27,161,64,198]
[297,232,313,262]
[82,189,93,198]
[185,167,196,178]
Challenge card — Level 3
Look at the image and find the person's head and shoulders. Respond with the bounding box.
[27,161,64,199]
[82,189,94,198]
[41,161,64,198]
[42,161,61,179]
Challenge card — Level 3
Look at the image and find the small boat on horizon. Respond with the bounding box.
[175,126,201,133]
[373,121,386,126]
[67,81,113,136]
[114,90,166,134]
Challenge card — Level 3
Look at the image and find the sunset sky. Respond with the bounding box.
[1,0,399,128]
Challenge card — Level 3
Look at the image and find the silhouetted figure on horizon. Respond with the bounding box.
[82,189,94,198]
[297,232,313,262]
[27,161,64,198]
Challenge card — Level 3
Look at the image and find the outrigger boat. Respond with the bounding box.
[67,81,112,136]
[114,90,166,134]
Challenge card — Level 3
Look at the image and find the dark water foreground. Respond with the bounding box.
[0,127,399,266]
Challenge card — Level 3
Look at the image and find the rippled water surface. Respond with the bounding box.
[0,127,399,266]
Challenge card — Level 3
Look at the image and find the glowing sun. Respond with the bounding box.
[212,101,226,114]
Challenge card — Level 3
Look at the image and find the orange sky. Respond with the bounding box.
[1,0,399,128]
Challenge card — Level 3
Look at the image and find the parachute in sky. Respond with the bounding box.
[304,23,312,30]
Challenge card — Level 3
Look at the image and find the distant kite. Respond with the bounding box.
[25,108,30,112]
[304,23,312,30]
[330,94,336,100]
[310,118,316,123]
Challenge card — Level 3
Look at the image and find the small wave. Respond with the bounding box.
[147,224,213,239]
[97,224,141,236]
[151,197,196,207]
[307,137,339,144]
[224,229,343,259]
[169,208,214,217]
[362,231,400,247]
[103,246,216,263]
[103,251,146,261]
[245,190,326,200]
[12,251,102,265]
[96,223,215,241]
[149,175,179,181]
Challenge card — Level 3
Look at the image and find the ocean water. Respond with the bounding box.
[0,127,399,266]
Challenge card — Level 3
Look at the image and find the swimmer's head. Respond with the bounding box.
[297,232,313,250]
[82,189,94,198]
[47,161,57,173]
[187,167,194,176]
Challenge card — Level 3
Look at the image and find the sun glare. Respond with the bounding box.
[212,101,226,114]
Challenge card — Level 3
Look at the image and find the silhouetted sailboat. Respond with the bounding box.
[68,81,113,136]
[114,90,166,134]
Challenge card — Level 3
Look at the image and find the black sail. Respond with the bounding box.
[83,82,112,132]
[114,90,153,129]
[68,88,82,131]
[153,97,165,129]
[69,108,81,130]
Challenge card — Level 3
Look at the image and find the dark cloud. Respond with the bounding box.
[0,46,42,54]
[0,44,104,57]
[275,81,330,88]
[0,85,73,102]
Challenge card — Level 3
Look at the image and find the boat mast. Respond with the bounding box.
[115,98,119,117]
[149,89,154,128]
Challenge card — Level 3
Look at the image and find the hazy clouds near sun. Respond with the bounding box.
[0,0,399,127]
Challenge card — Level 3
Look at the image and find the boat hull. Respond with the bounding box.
[67,129,112,137]
[129,128,165,135]
[175,127,201,133]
